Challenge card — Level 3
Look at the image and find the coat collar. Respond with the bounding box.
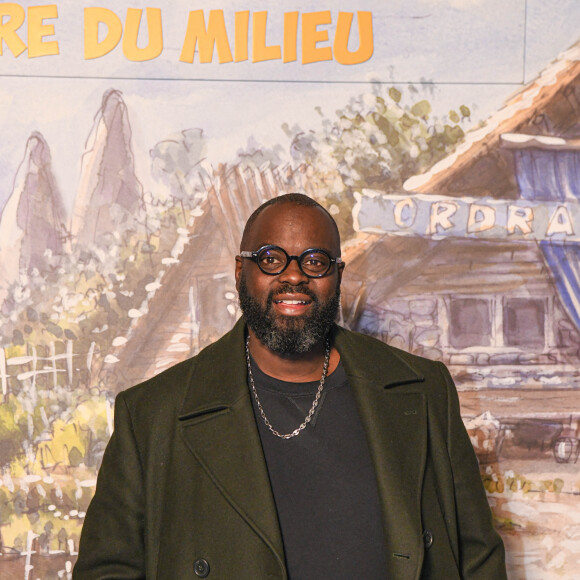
[178,320,426,418]
[332,324,425,389]
[178,319,428,580]
[179,317,250,419]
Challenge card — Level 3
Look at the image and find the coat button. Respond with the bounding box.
[193,558,210,577]
[423,529,434,550]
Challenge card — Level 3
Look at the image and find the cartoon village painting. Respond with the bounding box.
[0,41,580,579]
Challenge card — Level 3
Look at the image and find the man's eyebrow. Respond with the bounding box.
[244,243,342,257]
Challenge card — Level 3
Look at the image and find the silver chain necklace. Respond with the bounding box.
[245,336,331,439]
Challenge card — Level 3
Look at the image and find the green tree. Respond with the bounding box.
[283,86,470,237]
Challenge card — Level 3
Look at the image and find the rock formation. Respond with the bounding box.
[0,132,67,302]
[71,89,144,246]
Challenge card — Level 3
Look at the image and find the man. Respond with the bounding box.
[74,193,507,579]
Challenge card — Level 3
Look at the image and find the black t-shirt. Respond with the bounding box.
[248,357,388,580]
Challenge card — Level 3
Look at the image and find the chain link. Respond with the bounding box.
[245,336,331,439]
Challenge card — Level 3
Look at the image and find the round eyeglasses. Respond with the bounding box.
[240,245,343,278]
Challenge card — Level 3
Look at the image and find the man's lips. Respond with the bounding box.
[273,298,312,305]
[270,293,314,314]
[272,293,313,305]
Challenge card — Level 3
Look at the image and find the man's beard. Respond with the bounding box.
[238,277,340,354]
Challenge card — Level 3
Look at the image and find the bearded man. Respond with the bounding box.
[74,193,506,579]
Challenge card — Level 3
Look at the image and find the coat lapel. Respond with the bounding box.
[335,328,428,580]
[177,319,285,569]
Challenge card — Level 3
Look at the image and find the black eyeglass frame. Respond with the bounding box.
[240,245,343,278]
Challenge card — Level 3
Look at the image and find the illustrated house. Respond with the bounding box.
[112,163,314,389]
[340,40,580,462]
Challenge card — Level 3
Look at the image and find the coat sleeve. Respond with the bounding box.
[438,362,507,580]
[73,392,146,580]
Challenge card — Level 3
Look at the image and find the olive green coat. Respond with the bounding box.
[74,319,506,579]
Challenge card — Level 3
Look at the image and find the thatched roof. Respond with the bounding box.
[403,41,580,198]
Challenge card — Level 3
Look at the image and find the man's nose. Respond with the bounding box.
[279,256,308,284]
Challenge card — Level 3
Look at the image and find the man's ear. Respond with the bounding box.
[235,256,243,291]
[337,261,345,286]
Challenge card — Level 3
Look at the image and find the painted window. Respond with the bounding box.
[445,296,550,351]
[503,297,546,348]
[449,297,492,348]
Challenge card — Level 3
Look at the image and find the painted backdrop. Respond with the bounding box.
[1,1,580,578]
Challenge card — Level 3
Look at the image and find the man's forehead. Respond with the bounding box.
[247,202,340,248]
[257,201,325,222]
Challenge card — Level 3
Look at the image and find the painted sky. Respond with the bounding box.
[0,0,579,211]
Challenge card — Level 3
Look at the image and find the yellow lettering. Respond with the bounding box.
[428,202,458,235]
[393,198,417,229]
[334,11,373,65]
[0,3,26,57]
[84,7,122,60]
[283,11,298,63]
[28,4,59,58]
[252,11,280,62]
[180,9,232,64]
[547,205,574,236]
[302,11,331,64]
[234,10,249,62]
[467,204,496,233]
[123,8,162,62]
[507,206,534,235]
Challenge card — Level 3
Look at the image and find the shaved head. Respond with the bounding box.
[240,193,340,253]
